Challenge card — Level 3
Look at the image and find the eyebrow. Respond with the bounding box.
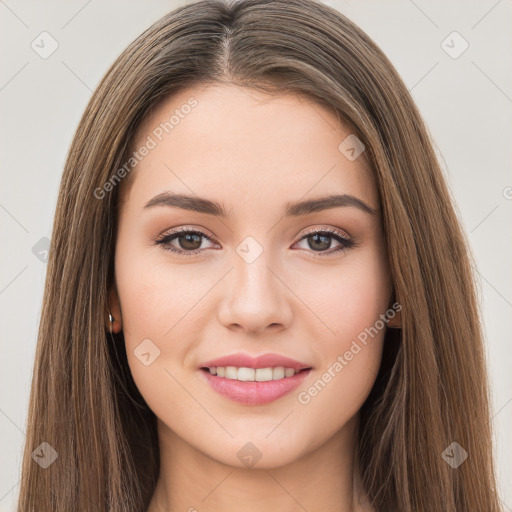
[143,192,377,217]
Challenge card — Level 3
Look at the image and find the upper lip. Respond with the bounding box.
[199,353,312,371]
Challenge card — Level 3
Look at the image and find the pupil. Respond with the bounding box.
[309,233,330,251]
[180,233,201,250]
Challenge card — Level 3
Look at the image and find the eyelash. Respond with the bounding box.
[154,226,356,258]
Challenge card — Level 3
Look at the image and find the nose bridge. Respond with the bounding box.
[217,236,292,333]
[235,252,276,300]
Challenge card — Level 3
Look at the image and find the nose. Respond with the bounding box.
[217,252,293,335]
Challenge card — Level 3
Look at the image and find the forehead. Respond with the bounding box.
[121,83,378,213]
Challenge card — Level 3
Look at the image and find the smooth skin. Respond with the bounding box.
[108,83,398,512]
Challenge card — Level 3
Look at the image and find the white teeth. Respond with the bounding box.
[237,367,255,381]
[207,366,300,381]
[225,366,238,379]
[255,367,273,382]
[284,368,295,377]
[273,366,284,379]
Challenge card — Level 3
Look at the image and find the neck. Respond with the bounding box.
[147,415,373,512]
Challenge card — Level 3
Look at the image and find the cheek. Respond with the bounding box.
[115,245,210,340]
[292,251,390,411]
[114,247,215,407]
[300,248,391,345]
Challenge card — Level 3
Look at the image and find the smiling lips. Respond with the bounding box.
[199,353,312,405]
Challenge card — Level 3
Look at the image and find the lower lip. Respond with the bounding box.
[199,368,312,405]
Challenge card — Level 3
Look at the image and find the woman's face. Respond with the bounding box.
[111,83,393,468]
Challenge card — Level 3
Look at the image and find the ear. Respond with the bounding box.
[106,283,123,333]
[386,306,402,329]
[387,289,402,329]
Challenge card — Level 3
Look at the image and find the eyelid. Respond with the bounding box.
[155,225,352,244]
[155,224,218,243]
[154,224,355,257]
[299,225,352,240]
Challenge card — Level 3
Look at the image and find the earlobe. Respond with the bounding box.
[387,288,402,329]
[107,283,122,333]
[387,308,402,329]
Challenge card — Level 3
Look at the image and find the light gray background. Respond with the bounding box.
[1,1,511,510]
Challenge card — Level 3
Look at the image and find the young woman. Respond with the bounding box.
[17,0,502,511]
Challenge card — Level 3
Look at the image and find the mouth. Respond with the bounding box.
[200,365,311,382]
[198,364,312,405]
[198,353,313,405]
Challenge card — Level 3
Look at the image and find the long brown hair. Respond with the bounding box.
[17,0,502,510]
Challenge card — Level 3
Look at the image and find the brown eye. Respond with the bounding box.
[294,229,355,256]
[155,229,216,256]
[307,233,332,251]
[175,232,203,251]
